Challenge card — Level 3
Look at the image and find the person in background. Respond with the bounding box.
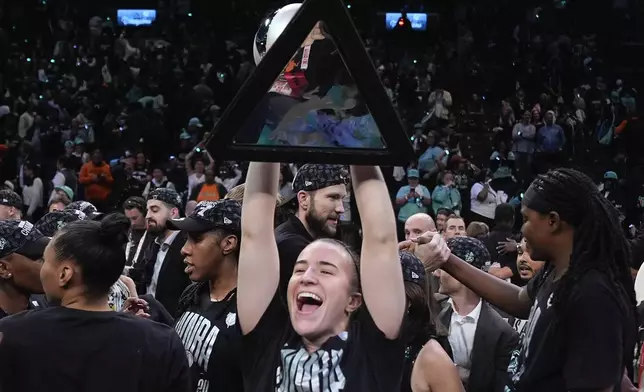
[469,170,505,228]
[190,169,228,202]
[274,164,348,299]
[50,156,77,202]
[536,110,566,172]
[418,132,448,184]
[396,169,432,241]
[216,163,243,193]
[503,238,546,335]
[169,200,244,392]
[0,220,49,318]
[0,214,191,391]
[489,140,517,197]
[444,215,467,240]
[79,149,113,213]
[434,237,518,392]
[512,111,537,187]
[435,208,454,233]
[123,196,147,266]
[404,213,437,241]
[130,188,190,315]
[401,251,459,392]
[432,171,462,216]
[142,167,176,199]
[0,190,23,221]
[22,162,44,222]
[599,171,626,222]
[72,137,90,165]
[185,146,215,200]
[47,196,68,213]
[466,221,489,240]
[50,185,73,205]
[63,141,82,173]
[484,204,522,285]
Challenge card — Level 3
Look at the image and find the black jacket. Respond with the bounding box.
[130,231,191,315]
[440,301,519,392]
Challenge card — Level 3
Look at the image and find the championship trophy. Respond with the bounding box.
[206,0,413,165]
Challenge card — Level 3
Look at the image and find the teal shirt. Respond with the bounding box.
[431,185,462,215]
[396,185,431,222]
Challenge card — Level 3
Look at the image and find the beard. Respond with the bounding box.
[146,220,167,237]
[305,202,338,238]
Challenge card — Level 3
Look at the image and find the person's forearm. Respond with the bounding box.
[442,254,529,318]
[351,166,396,241]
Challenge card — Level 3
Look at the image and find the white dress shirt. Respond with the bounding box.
[448,299,483,385]
[147,230,180,297]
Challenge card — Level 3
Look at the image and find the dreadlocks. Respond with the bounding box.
[526,168,635,322]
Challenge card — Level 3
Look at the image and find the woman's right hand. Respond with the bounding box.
[122,298,150,318]
[399,232,451,272]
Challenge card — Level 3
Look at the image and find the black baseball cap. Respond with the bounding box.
[446,236,491,270]
[35,210,88,237]
[167,199,241,233]
[65,201,103,220]
[399,251,426,285]
[147,188,183,212]
[292,164,349,193]
[0,220,49,260]
[0,190,23,209]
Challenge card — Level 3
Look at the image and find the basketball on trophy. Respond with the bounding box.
[253,3,302,65]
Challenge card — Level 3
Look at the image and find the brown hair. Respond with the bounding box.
[467,221,489,238]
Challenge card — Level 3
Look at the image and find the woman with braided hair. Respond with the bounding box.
[408,168,637,392]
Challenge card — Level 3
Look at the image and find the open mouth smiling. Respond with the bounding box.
[296,292,324,314]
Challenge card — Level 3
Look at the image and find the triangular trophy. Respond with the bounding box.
[205,0,413,165]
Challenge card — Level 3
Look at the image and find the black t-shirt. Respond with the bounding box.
[275,215,314,299]
[506,266,636,391]
[0,307,190,392]
[0,295,47,319]
[174,284,243,392]
[240,296,405,391]
[483,230,523,286]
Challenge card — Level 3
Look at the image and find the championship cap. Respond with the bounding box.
[35,210,88,237]
[446,236,491,271]
[167,199,241,233]
[292,164,348,193]
[0,190,23,209]
[147,188,183,210]
[399,251,426,285]
[0,220,49,260]
[65,201,102,220]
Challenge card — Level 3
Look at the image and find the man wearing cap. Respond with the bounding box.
[274,163,348,297]
[395,169,432,241]
[0,190,23,221]
[130,188,190,315]
[0,220,49,318]
[435,236,518,392]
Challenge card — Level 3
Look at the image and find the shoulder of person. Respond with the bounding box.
[569,270,621,303]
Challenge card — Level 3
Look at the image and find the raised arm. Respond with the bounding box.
[238,162,281,334]
[351,166,405,339]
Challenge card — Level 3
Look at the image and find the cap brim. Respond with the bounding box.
[16,236,50,260]
[167,216,215,232]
